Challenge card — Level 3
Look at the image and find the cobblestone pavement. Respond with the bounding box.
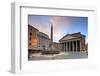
[28,52,88,61]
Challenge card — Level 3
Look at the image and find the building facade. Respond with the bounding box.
[53,42,61,51]
[28,24,39,49]
[28,24,50,50]
[59,32,86,52]
[38,32,50,50]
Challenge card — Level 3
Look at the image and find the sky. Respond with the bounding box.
[28,15,88,43]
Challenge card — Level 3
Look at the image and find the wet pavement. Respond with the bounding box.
[28,52,88,61]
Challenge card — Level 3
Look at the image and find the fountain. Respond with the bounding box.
[41,24,60,55]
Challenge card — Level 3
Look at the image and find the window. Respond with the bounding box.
[30,32,32,35]
[29,43,31,45]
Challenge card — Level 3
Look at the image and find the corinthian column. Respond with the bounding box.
[72,41,74,52]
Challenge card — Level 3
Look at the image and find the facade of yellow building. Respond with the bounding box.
[28,24,50,50]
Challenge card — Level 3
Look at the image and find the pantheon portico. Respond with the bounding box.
[59,32,86,52]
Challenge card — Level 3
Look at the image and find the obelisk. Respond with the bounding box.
[51,24,53,43]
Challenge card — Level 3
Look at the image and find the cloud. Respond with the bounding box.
[50,16,70,42]
[28,15,70,42]
[50,16,61,26]
[86,38,88,44]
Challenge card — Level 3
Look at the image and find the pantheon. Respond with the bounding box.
[59,32,86,52]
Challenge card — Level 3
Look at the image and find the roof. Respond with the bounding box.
[59,32,85,41]
[28,24,39,31]
[39,32,50,39]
